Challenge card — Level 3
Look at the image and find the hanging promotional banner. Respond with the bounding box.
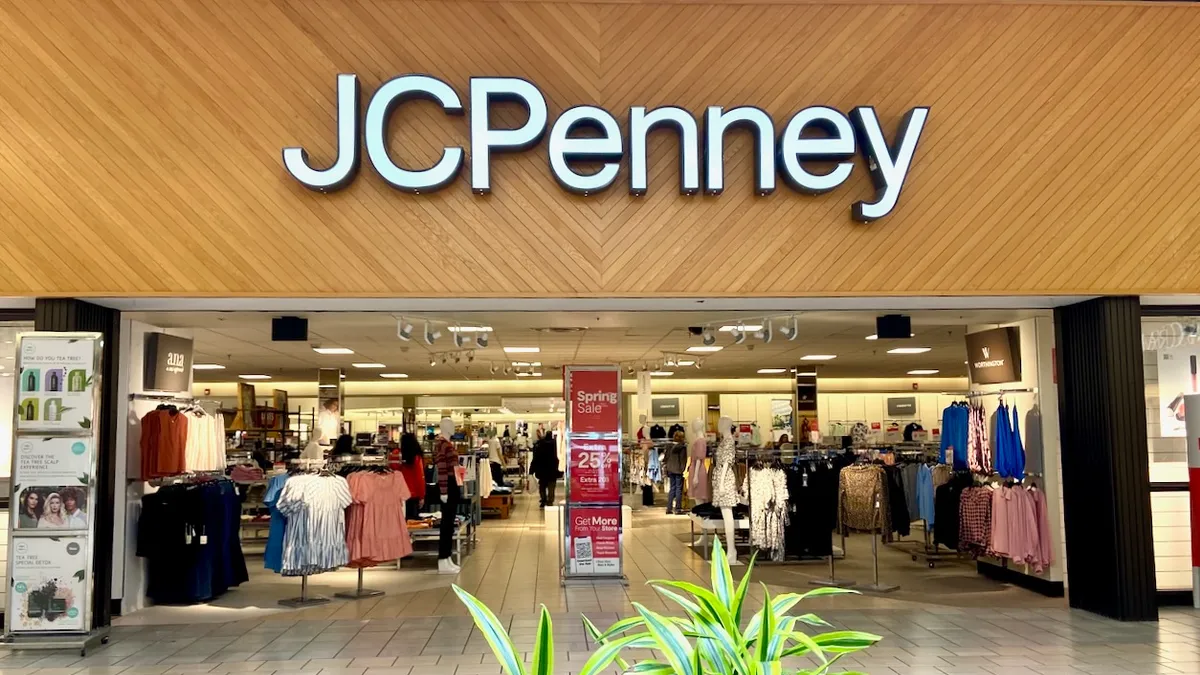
[568,438,621,503]
[566,506,622,575]
[562,365,624,584]
[565,368,620,434]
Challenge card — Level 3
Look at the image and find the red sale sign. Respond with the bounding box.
[569,438,621,503]
[567,506,621,575]
[566,368,620,433]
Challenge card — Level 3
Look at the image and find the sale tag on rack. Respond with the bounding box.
[569,438,620,503]
[566,368,620,434]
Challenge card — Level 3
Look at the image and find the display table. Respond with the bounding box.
[481,493,513,519]
[688,513,750,560]
[404,519,474,567]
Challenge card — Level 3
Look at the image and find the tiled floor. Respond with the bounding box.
[1,491,1190,675]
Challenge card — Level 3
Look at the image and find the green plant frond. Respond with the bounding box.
[582,615,631,673]
[651,579,736,634]
[451,585,526,675]
[757,660,783,675]
[629,661,674,674]
[709,537,736,610]
[763,616,801,661]
[687,608,749,674]
[595,615,648,641]
[633,603,696,675]
[809,630,884,654]
[798,587,860,601]
[578,632,656,675]
[793,613,832,628]
[779,632,828,664]
[652,584,702,615]
[731,551,758,628]
[531,606,553,675]
[743,593,807,644]
[754,583,776,663]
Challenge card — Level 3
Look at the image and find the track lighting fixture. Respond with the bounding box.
[503,366,512,375]
[454,354,461,364]
[468,351,475,363]
[454,328,467,348]
[476,333,489,349]
[731,324,746,345]
[397,318,414,341]
[695,359,702,369]
[701,326,716,346]
[756,320,773,344]
[430,358,437,366]
[779,315,799,341]
[626,366,635,376]
[490,364,497,374]
[424,322,441,345]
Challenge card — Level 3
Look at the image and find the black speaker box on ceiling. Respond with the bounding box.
[272,316,308,342]
[876,314,912,339]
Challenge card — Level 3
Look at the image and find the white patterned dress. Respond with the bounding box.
[711,437,740,508]
[277,474,353,576]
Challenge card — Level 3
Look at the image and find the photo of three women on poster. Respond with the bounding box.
[16,487,88,530]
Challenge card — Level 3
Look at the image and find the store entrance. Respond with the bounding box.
[113,308,1065,624]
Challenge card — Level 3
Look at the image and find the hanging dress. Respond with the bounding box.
[687,437,710,503]
[711,436,740,508]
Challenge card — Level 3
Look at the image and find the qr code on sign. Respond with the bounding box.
[574,536,593,562]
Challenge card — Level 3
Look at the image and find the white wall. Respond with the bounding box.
[114,320,194,612]
[817,392,963,441]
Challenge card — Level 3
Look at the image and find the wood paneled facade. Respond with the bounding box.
[1,0,1198,298]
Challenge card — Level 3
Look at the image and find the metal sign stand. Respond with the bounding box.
[2,333,111,655]
[279,574,331,607]
[561,365,627,586]
[857,487,899,593]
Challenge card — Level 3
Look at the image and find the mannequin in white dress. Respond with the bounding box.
[711,415,741,565]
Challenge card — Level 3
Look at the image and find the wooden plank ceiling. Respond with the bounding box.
[0,0,1198,297]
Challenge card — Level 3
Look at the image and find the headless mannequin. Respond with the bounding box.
[637,413,650,441]
[716,415,741,565]
[688,418,710,546]
[436,417,461,574]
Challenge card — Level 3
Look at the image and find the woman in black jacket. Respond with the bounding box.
[529,434,561,508]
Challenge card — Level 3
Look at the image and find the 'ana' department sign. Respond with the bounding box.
[283,74,928,222]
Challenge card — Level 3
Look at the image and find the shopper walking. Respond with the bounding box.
[530,433,560,508]
[664,430,688,514]
[396,433,427,521]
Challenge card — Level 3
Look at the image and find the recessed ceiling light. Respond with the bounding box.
[239,374,271,380]
[448,326,493,332]
[504,347,540,354]
[687,346,723,353]
[866,333,915,340]
[1,373,11,377]
[649,371,674,376]
[516,372,544,377]
[801,355,837,361]
[318,384,337,388]
[720,325,763,332]
[313,347,354,355]
[512,361,542,367]
[352,363,386,369]
[908,369,940,375]
[888,347,932,354]
[757,368,787,374]
[798,371,818,376]
[192,364,226,370]
[676,360,695,366]
[379,373,409,379]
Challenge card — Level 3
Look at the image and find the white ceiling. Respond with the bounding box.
[125,310,1047,382]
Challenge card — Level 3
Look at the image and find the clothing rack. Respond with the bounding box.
[964,388,1038,397]
[130,393,222,406]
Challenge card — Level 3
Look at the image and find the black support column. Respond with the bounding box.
[1054,297,1156,621]
[34,299,121,628]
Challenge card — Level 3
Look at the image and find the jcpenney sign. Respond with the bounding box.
[283,75,929,221]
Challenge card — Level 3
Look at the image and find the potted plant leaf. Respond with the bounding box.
[453,538,880,675]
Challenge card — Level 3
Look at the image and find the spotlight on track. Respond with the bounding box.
[397,318,414,342]
[779,315,799,341]
[424,322,441,345]
[701,326,716,346]
[731,324,746,345]
[755,320,773,344]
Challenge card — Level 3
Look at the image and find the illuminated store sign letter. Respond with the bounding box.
[548,106,623,195]
[704,106,775,196]
[282,73,360,192]
[628,106,700,196]
[778,106,855,195]
[849,106,929,222]
[469,77,548,194]
[365,75,464,193]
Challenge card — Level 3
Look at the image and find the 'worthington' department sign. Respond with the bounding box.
[283,74,929,222]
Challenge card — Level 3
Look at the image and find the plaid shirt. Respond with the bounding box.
[959,487,993,555]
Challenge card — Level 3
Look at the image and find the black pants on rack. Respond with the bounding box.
[438,481,461,560]
[491,461,504,486]
[405,497,421,521]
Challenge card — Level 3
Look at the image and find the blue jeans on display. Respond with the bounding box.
[667,473,684,513]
